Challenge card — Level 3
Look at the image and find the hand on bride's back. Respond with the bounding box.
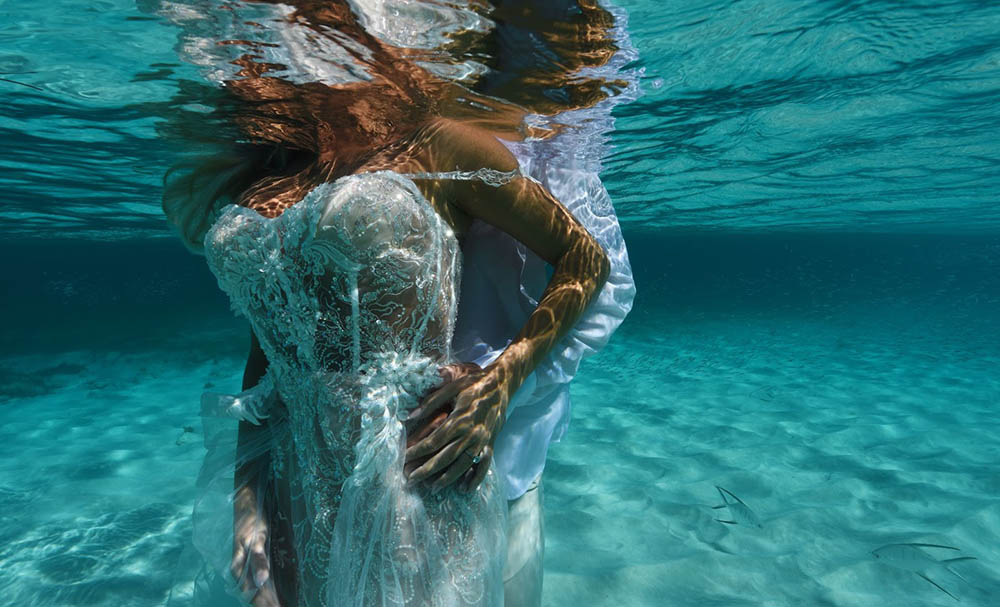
[404,361,510,492]
[232,486,281,606]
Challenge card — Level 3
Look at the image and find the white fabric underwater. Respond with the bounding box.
[199,172,506,606]
[453,156,635,501]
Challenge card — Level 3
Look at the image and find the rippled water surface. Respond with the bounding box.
[607,0,1000,231]
[2,0,999,236]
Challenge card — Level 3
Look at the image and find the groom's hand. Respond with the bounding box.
[404,362,506,492]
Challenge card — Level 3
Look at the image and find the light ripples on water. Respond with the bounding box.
[607,0,1000,233]
[0,0,202,240]
[1,0,998,240]
[1,0,633,240]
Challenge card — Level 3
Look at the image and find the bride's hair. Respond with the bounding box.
[162,144,281,252]
[157,79,269,253]
[159,0,431,252]
[159,0,623,252]
[160,76,427,252]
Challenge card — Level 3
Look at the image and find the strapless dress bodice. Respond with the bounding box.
[204,171,461,390]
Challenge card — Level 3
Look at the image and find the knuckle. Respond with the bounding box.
[438,420,457,437]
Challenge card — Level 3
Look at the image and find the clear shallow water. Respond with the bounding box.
[3,0,1000,606]
[4,235,1000,605]
[0,0,196,239]
[609,0,1000,232]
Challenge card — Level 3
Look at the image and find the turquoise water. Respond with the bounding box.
[3,1,1000,605]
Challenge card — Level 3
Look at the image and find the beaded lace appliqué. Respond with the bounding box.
[204,172,506,606]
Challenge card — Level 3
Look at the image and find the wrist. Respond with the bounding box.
[492,340,534,392]
[483,360,520,416]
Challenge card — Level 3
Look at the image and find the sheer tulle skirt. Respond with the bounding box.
[173,364,507,607]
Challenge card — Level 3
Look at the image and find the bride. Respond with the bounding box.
[161,1,635,605]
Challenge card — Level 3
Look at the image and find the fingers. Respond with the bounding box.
[252,582,281,607]
[430,449,478,491]
[408,364,481,421]
[408,393,500,461]
[232,522,275,604]
[231,541,248,582]
[404,408,448,449]
[404,362,504,493]
[407,438,472,485]
[405,413,460,461]
[409,442,493,494]
[407,379,463,422]
[462,445,492,493]
[250,540,270,588]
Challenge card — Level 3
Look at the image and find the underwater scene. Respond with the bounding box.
[2,0,1000,605]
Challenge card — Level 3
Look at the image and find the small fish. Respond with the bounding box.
[175,425,196,446]
[871,543,976,601]
[712,486,763,528]
[0,76,43,92]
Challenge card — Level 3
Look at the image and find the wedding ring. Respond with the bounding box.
[465,449,482,465]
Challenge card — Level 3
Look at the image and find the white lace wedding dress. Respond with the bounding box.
[197,171,507,606]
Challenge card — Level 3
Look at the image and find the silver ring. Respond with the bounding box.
[466,449,482,465]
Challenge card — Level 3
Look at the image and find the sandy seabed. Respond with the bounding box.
[2,298,998,606]
[545,300,1000,606]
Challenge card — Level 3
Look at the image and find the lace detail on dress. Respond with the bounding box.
[202,172,506,606]
[200,372,277,425]
[399,167,524,187]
